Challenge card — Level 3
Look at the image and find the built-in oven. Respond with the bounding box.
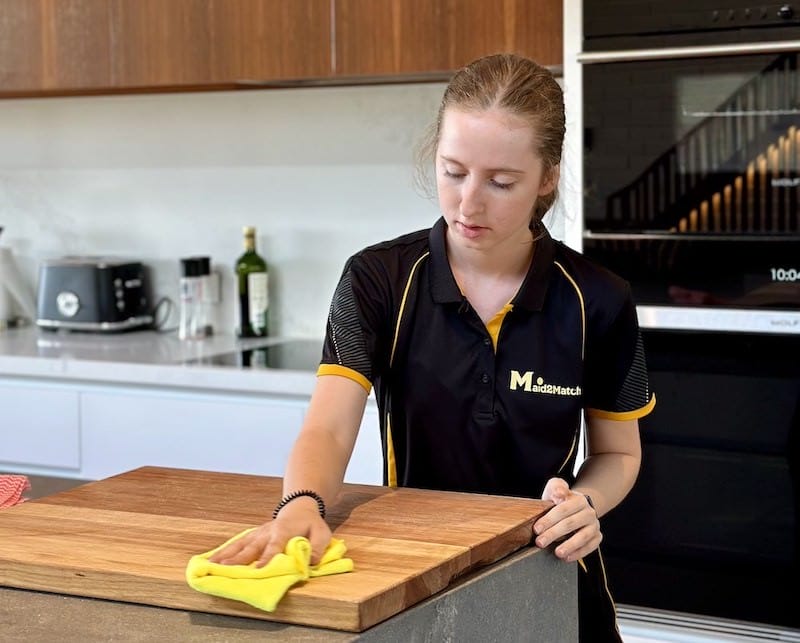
[581,1,800,334]
[570,0,800,634]
[603,329,799,631]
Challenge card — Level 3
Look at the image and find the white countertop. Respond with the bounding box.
[0,326,320,397]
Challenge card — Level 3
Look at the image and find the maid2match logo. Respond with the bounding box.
[509,370,582,397]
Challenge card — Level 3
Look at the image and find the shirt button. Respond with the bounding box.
[483,337,491,346]
[481,373,490,384]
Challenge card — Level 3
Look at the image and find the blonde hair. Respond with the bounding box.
[415,53,565,225]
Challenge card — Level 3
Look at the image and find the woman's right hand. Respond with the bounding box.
[208,497,332,567]
[209,375,368,568]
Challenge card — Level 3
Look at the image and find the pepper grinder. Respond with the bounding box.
[178,256,212,340]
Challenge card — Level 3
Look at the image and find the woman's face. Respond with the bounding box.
[436,107,557,253]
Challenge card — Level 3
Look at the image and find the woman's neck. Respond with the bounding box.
[446,228,536,324]
[446,228,535,281]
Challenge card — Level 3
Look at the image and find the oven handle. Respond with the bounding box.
[577,40,800,64]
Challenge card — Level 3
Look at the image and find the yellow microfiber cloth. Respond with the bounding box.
[185,527,354,612]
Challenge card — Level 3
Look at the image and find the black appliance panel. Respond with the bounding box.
[583,53,800,234]
[602,330,800,627]
[584,236,800,309]
[582,46,800,313]
[584,1,800,51]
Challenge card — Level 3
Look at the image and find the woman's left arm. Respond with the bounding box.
[531,417,642,562]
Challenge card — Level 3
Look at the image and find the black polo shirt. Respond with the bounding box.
[319,217,655,497]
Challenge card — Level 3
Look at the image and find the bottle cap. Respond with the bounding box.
[243,226,256,236]
[180,256,210,277]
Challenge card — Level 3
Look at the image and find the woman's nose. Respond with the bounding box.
[460,178,485,216]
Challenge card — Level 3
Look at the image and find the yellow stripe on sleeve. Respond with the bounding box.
[316,364,372,394]
[586,393,656,421]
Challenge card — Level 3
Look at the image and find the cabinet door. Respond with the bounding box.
[111,0,212,89]
[80,388,306,479]
[0,0,112,94]
[111,0,331,90]
[208,0,332,83]
[334,0,563,77]
[0,380,80,470]
[1,0,331,96]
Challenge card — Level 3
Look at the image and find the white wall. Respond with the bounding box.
[0,81,574,339]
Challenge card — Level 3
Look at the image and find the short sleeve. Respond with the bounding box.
[583,287,655,420]
[317,255,391,393]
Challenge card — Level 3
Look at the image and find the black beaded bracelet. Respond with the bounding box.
[272,489,326,520]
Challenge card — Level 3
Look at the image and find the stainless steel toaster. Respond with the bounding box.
[36,257,153,332]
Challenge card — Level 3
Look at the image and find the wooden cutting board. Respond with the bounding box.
[0,466,551,632]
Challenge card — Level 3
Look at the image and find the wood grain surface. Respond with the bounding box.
[0,466,552,632]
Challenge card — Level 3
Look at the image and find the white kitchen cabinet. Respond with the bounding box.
[343,404,383,485]
[80,388,307,480]
[0,366,383,484]
[0,378,80,471]
[79,385,383,483]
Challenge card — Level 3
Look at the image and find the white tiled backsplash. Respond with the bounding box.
[0,82,573,338]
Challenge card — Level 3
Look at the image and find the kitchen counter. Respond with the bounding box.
[0,326,320,396]
[0,327,381,483]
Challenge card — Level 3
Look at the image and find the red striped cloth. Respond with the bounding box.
[0,475,30,508]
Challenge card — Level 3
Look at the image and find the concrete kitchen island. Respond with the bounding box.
[0,467,578,643]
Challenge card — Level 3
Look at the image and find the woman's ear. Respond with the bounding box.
[538,164,560,196]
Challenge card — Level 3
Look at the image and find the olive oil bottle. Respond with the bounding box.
[236,226,269,337]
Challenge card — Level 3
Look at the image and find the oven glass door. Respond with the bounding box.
[601,330,800,629]
[582,50,800,321]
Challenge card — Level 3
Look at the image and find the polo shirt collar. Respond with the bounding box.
[429,218,462,304]
[514,226,555,311]
[428,216,556,311]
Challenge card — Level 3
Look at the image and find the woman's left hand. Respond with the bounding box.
[532,477,601,562]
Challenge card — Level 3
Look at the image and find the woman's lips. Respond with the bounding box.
[456,221,487,239]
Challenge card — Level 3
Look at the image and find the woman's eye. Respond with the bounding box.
[441,170,513,190]
[490,179,513,190]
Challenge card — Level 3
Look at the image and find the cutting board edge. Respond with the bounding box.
[351,546,474,631]
[468,516,542,566]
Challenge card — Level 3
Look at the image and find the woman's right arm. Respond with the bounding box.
[209,374,369,566]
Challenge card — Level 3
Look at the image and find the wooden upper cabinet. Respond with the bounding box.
[0,0,560,97]
[112,0,331,89]
[0,0,43,92]
[208,0,331,83]
[111,0,212,88]
[0,0,112,93]
[334,0,563,77]
[0,0,331,96]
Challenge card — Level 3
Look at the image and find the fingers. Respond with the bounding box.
[540,477,570,504]
[208,536,247,564]
[209,528,271,566]
[254,536,286,568]
[204,522,283,567]
[532,488,601,561]
[206,511,333,567]
[550,526,603,563]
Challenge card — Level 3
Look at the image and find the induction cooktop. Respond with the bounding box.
[186,339,324,371]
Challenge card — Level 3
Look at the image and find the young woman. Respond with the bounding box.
[212,53,655,642]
